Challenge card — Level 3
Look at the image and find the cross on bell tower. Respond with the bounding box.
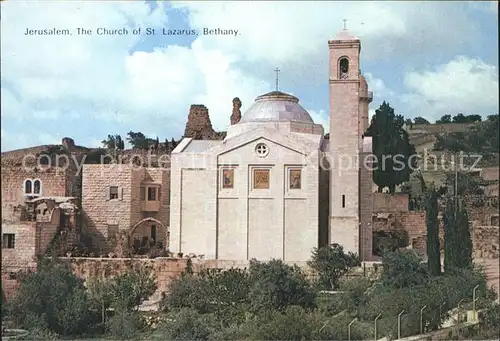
[343,19,347,30]
[274,66,280,91]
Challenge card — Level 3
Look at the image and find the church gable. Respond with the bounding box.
[214,128,314,158]
[217,134,311,167]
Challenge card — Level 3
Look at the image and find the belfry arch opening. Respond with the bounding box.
[339,57,349,79]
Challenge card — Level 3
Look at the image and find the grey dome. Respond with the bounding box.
[240,91,314,124]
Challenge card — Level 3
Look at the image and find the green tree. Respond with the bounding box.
[443,198,473,273]
[426,187,441,276]
[365,101,418,193]
[126,131,150,149]
[414,117,430,124]
[307,243,360,289]
[8,257,92,336]
[109,264,157,312]
[436,114,452,123]
[106,310,144,340]
[87,276,113,324]
[101,134,124,150]
[160,308,219,341]
[452,113,482,123]
[380,251,428,289]
[248,259,316,313]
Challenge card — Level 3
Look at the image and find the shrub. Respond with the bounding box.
[106,310,144,340]
[380,250,428,289]
[308,244,360,289]
[248,259,316,312]
[159,308,219,341]
[8,257,93,336]
[109,264,157,311]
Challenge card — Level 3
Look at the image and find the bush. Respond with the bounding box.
[163,268,250,320]
[380,250,428,289]
[106,310,144,340]
[159,308,219,341]
[308,244,360,289]
[8,257,93,336]
[248,259,316,312]
[110,264,157,311]
[164,259,315,318]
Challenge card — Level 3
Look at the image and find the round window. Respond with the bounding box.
[255,143,269,158]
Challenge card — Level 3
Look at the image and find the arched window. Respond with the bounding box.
[24,179,32,194]
[33,179,41,195]
[339,58,349,79]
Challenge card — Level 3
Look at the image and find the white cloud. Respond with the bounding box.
[308,109,329,134]
[172,1,479,62]
[402,56,499,120]
[363,73,394,97]
[0,1,496,151]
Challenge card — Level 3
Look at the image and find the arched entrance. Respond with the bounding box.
[130,217,168,254]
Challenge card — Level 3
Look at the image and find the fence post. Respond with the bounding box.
[457,299,464,322]
[374,313,381,341]
[348,317,357,341]
[397,310,405,339]
[439,301,446,320]
[473,284,479,313]
[420,305,427,334]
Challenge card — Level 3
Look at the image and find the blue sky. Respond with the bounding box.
[1,1,498,151]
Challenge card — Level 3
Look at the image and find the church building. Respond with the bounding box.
[169,28,374,262]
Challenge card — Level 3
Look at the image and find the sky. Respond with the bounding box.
[1,1,498,151]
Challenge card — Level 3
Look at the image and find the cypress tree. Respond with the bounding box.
[443,198,458,274]
[456,202,473,269]
[443,198,473,273]
[426,188,441,276]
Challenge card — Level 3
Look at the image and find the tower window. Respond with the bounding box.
[342,195,346,208]
[339,58,349,79]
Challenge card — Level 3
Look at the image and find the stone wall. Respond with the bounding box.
[410,123,478,134]
[372,211,499,259]
[60,257,311,303]
[1,222,38,273]
[373,193,409,213]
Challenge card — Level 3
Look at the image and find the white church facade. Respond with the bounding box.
[169,29,375,262]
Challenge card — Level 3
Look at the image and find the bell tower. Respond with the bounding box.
[328,27,362,255]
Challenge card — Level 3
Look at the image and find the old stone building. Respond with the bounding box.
[1,140,82,275]
[169,28,374,262]
[81,164,170,255]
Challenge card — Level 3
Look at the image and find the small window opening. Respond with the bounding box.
[148,187,157,201]
[109,186,119,199]
[342,195,346,208]
[2,234,15,249]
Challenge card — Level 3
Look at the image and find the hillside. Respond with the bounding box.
[406,119,499,188]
